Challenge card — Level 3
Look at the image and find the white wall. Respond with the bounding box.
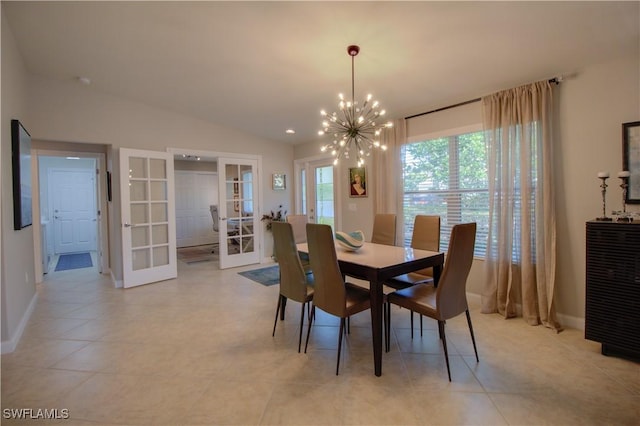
[294,55,640,327]
[555,56,640,323]
[1,9,37,351]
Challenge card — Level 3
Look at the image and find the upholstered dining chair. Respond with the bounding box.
[286,214,311,272]
[286,214,308,243]
[371,213,397,246]
[385,222,478,381]
[304,223,371,375]
[271,221,314,352]
[386,214,441,341]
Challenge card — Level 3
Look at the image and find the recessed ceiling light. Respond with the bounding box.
[285,129,296,134]
[77,76,91,85]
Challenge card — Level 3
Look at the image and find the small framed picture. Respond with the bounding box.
[272,173,286,190]
[349,167,367,197]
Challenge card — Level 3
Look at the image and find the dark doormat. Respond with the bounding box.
[55,252,93,271]
[238,265,280,286]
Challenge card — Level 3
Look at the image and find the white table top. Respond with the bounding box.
[297,241,441,270]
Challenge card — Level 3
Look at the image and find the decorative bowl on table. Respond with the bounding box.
[335,230,365,251]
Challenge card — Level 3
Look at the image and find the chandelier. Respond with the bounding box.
[319,45,392,166]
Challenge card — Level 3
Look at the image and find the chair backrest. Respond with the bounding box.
[272,221,310,303]
[210,205,219,232]
[371,213,396,245]
[411,215,440,275]
[306,223,347,317]
[286,214,308,244]
[436,222,476,320]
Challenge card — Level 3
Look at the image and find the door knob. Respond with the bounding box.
[123,223,131,227]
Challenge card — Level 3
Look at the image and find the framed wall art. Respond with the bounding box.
[623,121,640,203]
[11,119,33,230]
[349,167,367,197]
[272,173,286,190]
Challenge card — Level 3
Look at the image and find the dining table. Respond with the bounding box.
[296,241,445,377]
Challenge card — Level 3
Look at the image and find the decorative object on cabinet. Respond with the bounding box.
[585,221,640,361]
[261,205,287,231]
[596,172,612,221]
[623,121,640,203]
[617,171,632,222]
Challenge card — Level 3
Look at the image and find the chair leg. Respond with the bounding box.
[420,314,423,337]
[272,295,283,337]
[304,305,315,353]
[410,311,414,339]
[336,318,345,375]
[347,316,350,334]
[297,302,306,353]
[439,320,452,382]
[466,310,479,362]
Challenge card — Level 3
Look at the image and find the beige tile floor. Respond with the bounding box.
[2,257,639,425]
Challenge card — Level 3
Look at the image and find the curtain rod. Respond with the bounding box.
[405,77,562,120]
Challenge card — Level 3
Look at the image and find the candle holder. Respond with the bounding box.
[617,172,632,222]
[596,174,612,221]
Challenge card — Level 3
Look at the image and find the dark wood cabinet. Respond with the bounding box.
[585,221,640,361]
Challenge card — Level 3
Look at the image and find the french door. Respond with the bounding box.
[120,148,177,288]
[218,157,260,269]
[295,158,338,230]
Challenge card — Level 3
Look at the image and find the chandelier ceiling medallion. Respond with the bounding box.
[319,45,392,166]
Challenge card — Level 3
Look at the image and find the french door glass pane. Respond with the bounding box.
[315,166,334,228]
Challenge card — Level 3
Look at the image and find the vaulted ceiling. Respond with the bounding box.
[4,1,639,145]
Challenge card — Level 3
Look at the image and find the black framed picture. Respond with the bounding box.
[623,121,640,204]
[11,119,33,230]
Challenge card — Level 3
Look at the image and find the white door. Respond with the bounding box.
[306,160,337,229]
[50,168,97,254]
[218,158,259,269]
[120,148,177,288]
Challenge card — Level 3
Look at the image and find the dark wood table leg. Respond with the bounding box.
[370,279,383,376]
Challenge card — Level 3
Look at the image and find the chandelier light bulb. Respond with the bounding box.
[318,45,392,166]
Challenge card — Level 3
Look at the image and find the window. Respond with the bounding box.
[402,130,488,257]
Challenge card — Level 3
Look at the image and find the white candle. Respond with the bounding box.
[618,171,631,178]
[597,172,610,178]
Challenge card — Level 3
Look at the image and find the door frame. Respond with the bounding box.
[167,147,264,263]
[32,150,109,282]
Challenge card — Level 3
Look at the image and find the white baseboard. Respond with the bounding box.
[466,292,584,330]
[1,293,38,354]
[111,270,123,288]
[556,313,585,331]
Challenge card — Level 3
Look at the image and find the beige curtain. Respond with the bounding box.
[372,118,406,244]
[482,81,561,331]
